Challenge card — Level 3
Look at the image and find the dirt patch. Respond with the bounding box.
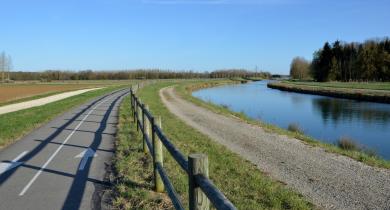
[0,88,101,115]
[0,84,97,103]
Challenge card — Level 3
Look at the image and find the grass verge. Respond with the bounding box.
[175,80,390,169]
[112,95,172,210]
[117,81,312,209]
[0,85,130,149]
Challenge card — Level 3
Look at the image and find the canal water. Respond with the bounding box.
[192,81,390,159]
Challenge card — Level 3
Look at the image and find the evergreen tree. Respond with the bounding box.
[310,38,390,82]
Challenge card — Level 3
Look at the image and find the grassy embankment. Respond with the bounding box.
[268,81,390,103]
[283,81,390,91]
[244,77,263,81]
[175,80,390,169]
[228,77,264,83]
[228,77,249,83]
[112,81,312,209]
[0,85,131,149]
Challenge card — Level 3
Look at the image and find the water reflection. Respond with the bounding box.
[312,98,390,125]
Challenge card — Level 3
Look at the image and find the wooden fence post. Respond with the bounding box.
[133,97,137,124]
[132,95,135,120]
[135,99,139,132]
[152,116,164,192]
[188,154,210,210]
[143,104,150,154]
[130,90,134,117]
[137,100,142,133]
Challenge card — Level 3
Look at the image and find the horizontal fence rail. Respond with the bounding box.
[129,86,237,210]
[154,126,189,172]
[156,162,185,210]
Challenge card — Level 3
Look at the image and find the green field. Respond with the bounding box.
[112,81,312,209]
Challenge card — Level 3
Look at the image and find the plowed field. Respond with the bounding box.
[0,84,95,103]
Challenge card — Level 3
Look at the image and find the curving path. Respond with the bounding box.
[160,86,390,210]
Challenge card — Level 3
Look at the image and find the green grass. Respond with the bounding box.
[112,95,172,210]
[176,80,390,169]
[0,84,131,149]
[117,81,312,209]
[283,81,390,91]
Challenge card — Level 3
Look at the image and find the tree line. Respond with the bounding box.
[8,69,270,81]
[290,38,390,82]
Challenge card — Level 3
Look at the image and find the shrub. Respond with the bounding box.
[221,104,230,109]
[337,137,359,151]
[362,148,378,157]
[287,123,304,134]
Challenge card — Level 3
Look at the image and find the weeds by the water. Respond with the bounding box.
[220,103,230,109]
[287,123,304,134]
[336,136,378,158]
[337,137,359,151]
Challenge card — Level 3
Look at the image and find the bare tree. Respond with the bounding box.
[0,52,13,82]
[290,57,311,80]
[0,52,6,83]
[6,55,12,80]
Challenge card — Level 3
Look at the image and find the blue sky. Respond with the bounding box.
[1,0,389,74]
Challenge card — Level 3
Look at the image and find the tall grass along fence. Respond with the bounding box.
[129,86,236,210]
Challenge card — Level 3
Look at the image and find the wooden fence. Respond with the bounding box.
[129,87,236,210]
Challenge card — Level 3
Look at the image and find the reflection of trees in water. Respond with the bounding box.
[312,98,390,125]
[290,94,306,105]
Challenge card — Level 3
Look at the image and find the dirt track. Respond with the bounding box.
[160,86,390,210]
[0,88,101,115]
[0,84,97,103]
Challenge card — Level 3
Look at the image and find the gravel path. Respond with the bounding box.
[160,86,390,210]
[0,88,101,115]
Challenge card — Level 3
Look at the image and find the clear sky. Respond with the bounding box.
[1,0,389,74]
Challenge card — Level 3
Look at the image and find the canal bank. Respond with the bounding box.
[190,81,390,161]
[267,82,390,103]
[163,85,390,210]
[128,81,312,209]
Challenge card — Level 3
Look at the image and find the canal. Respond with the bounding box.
[193,81,390,159]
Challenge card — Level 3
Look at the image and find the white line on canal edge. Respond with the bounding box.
[18,93,117,196]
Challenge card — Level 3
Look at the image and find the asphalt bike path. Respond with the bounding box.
[0,89,129,210]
